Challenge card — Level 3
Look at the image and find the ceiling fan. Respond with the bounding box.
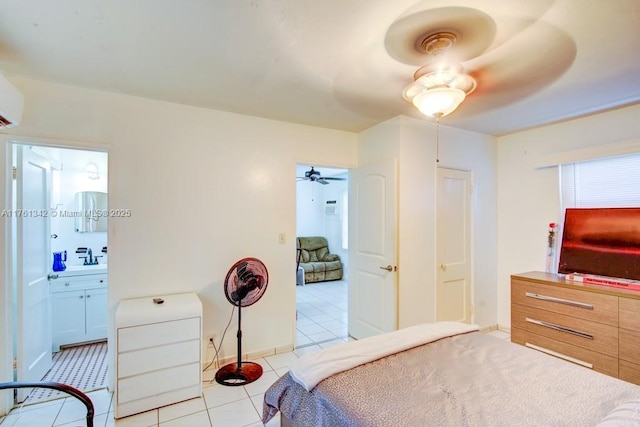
[297,166,346,185]
[383,5,576,118]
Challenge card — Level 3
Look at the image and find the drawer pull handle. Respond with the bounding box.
[525,317,594,340]
[525,292,594,310]
[525,342,593,369]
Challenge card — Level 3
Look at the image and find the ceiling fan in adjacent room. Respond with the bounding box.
[297,166,347,185]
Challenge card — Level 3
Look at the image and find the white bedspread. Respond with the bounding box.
[289,321,479,391]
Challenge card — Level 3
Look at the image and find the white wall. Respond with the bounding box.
[359,115,498,329]
[0,76,358,398]
[496,103,640,328]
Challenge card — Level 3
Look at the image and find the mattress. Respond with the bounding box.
[263,330,640,426]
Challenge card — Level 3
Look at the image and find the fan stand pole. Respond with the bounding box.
[236,299,242,368]
[214,298,263,386]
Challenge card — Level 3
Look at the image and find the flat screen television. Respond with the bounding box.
[558,207,640,280]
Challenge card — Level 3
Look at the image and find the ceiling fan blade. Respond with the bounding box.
[458,19,576,115]
[323,177,347,181]
[316,178,329,185]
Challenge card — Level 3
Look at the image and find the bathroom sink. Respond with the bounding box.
[53,264,107,277]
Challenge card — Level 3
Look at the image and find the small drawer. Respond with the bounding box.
[619,360,640,386]
[117,339,200,378]
[50,275,107,293]
[511,328,618,378]
[512,304,618,357]
[117,317,200,352]
[511,279,618,326]
[620,327,640,364]
[620,297,640,330]
[117,362,201,404]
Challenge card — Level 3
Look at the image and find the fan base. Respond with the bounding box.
[215,361,263,386]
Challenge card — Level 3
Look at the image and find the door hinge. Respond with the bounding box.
[469,184,474,196]
[12,166,17,180]
[13,357,17,370]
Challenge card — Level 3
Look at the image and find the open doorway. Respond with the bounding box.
[8,143,108,405]
[295,164,349,348]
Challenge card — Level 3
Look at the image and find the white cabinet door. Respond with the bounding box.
[52,290,86,351]
[85,288,108,341]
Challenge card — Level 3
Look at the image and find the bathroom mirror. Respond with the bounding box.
[74,191,108,232]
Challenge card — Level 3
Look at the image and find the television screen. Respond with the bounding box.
[558,208,640,280]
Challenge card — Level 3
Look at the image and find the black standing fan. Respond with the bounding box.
[215,257,269,386]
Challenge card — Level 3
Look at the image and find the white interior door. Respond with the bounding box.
[348,159,397,339]
[436,168,472,323]
[15,146,53,401]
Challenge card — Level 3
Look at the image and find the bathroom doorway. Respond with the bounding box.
[295,164,349,348]
[8,142,109,404]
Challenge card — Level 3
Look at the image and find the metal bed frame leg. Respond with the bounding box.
[0,381,94,427]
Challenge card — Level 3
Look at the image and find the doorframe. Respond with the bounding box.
[294,162,351,347]
[1,135,110,414]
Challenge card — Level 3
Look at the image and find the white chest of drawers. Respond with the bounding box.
[114,293,202,419]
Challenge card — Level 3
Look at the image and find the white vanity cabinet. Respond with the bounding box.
[50,267,107,351]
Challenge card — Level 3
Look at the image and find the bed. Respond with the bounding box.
[262,322,640,426]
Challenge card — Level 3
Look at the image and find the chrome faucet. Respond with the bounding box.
[76,247,100,265]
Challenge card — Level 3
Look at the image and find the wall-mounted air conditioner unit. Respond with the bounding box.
[0,74,24,128]
[325,200,338,215]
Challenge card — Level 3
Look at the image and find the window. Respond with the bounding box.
[560,153,640,211]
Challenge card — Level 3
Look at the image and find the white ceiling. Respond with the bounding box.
[0,0,639,136]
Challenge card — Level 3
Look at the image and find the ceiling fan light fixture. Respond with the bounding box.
[412,86,466,117]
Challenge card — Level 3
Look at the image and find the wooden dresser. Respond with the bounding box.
[511,271,640,385]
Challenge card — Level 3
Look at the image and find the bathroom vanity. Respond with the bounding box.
[50,265,107,351]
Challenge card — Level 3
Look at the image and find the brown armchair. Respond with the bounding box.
[297,236,343,283]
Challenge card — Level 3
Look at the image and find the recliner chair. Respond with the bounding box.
[296,236,343,283]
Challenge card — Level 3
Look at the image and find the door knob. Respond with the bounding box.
[379,265,393,272]
[440,264,447,271]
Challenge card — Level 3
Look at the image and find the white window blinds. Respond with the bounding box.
[560,153,640,210]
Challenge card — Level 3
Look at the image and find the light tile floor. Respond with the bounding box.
[0,352,289,427]
[296,279,349,347]
[0,282,510,427]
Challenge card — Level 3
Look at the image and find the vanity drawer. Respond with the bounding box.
[512,304,618,357]
[512,279,618,326]
[50,274,107,292]
[511,328,618,378]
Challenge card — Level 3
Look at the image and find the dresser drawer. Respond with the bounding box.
[512,304,618,357]
[619,360,640,386]
[118,317,200,352]
[512,279,618,326]
[620,327,640,363]
[511,328,618,378]
[117,339,200,378]
[117,362,201,404]
[620,297,640,330]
